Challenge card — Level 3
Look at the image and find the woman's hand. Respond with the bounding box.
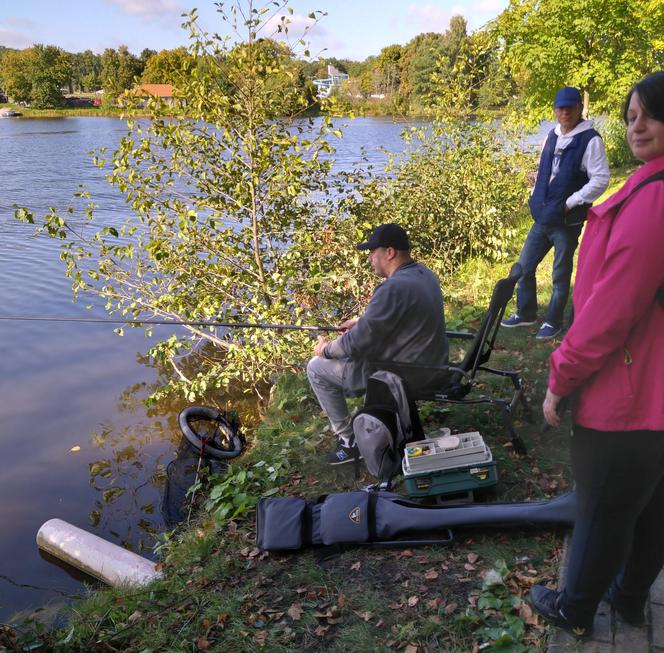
[543,389,563,428]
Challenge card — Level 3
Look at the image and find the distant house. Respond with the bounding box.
[312,65,349,99]
[124,83,179,107]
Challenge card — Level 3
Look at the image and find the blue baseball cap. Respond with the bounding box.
[554,87,582,108]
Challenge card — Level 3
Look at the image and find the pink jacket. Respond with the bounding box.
[549,154,664,431]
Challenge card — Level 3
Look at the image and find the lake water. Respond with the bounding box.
[0,115,432,622]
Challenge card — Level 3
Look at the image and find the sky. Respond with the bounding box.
[0,0,508,61]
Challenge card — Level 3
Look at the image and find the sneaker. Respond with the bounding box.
[501,313,537,328]
[604,583,647,627]
[529,585,594,639]
[536,322,562,340]
[326,444,362,466]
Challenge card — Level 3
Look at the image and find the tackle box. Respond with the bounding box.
[402,430,498,498]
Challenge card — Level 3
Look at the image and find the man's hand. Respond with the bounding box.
[543,388,563,427]
[338,318,358,333]
[314,336,329,357]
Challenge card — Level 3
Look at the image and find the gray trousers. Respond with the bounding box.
[306,356,359,446]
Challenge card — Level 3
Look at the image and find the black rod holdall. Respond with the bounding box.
[256,490,576,552]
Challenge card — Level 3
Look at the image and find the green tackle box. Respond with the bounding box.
[402,430,498,499]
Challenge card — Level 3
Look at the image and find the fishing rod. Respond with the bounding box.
[0,315,341,332]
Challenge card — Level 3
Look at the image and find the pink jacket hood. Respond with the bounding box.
[549,154,664,431]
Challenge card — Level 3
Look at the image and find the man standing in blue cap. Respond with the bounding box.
[502,87,610,339]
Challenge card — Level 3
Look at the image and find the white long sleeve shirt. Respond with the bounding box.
[547,119,610,209]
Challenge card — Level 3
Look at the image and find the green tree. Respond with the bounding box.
[493,0,663,118]
[1,49,33,103]
[71,49,103,92]
[101,46,142,104]
[17,1,348,404]
[1,45,71,107]
[373,44,402,96]
[141,47,193,84]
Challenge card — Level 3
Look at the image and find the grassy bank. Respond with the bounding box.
[7,169,633,653]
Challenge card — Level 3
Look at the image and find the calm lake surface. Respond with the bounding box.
[0,115,432,622]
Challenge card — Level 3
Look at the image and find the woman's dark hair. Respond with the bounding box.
[623,71,664,124]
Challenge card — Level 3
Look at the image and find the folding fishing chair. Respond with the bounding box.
[418,262,530,454]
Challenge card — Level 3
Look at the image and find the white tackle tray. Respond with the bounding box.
[402,430,492,476]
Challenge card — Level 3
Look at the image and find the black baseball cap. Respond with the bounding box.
[356,223,410,251]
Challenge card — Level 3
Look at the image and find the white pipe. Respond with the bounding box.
[37,518,162,587]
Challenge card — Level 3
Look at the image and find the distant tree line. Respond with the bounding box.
[0,0,660,114]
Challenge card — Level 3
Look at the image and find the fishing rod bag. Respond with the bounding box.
[256,490,576,551]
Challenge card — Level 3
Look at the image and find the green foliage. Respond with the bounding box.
[350,120,532,276]
[141,47,196,85]
[493,0,663,119]
[100,45,143,104]
[205,457,290,521]
[600,117,637,167]
[1,44,71,107]
[16,1,351,405]
[476,561,531,652]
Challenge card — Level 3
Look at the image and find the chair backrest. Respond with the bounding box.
[458,262,522,378]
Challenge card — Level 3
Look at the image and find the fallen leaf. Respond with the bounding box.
[354,610,373,622]
[287,603,303,621]
[254,630,267,645]
[396,549,415,559]
[467,553,479,564]
[424,569,439,581]
[426,598,443,610]
[314,625,329,637]
[407,596,419,608]
[404,645,419,653]
[444,602,458,615]
[351,561,361,571]
[197,637,210,651]
[375,619,384,628]
[127,611,142,623]
[464,563,476,571]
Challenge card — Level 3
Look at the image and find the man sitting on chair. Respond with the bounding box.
[307,223,449,465]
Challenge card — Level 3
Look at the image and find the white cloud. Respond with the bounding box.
[262,13,320,41]
[405,0,507,32]
[260,13,342,59]
[0,28,32,49]
[406,3,464,31]
[104,0,184,19]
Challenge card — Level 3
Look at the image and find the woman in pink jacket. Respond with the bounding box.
[530,71,664,638]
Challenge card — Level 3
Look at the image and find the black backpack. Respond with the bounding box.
[352,370,423,481]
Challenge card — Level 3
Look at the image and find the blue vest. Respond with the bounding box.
[529,127,599,226]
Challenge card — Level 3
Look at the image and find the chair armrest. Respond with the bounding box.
[446,330,475,340]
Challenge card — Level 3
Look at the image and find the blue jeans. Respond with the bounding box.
[515,222,583,328]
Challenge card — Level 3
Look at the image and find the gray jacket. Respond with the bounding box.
[326,261,449,396]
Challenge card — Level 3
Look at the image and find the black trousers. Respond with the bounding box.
[561,425,664,621]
